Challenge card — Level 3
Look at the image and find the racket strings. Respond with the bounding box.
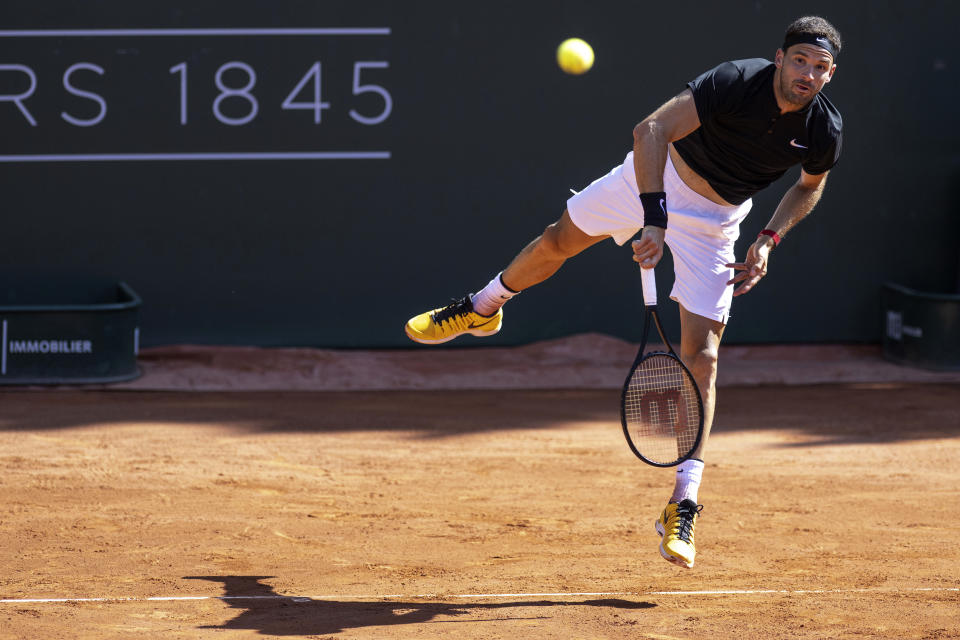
[623,354,701,465]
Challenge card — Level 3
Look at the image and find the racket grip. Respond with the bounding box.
[640,266,657,306]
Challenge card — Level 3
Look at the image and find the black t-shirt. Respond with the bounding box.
[672,58,843,205]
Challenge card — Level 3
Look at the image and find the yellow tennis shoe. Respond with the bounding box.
[655,499,703,568]
[405,296,503,344]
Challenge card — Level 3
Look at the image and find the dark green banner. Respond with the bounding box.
[1,1,957,347]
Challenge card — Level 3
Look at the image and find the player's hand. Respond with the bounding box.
[632,226,665,269]
[725,238,773,296]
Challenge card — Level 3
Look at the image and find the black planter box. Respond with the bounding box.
[0,282,141,384]
[882,282,960,371]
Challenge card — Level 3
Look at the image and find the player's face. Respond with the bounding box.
[775,44,836,107]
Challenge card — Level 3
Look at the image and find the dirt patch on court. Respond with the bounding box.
[112,334,960,392]
[1,384,958,639]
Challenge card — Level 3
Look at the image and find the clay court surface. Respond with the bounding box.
[1,342,959,639]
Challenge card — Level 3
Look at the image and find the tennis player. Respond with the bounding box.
[405,16,843,569]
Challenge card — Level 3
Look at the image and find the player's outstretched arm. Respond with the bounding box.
[631,89,701,269]
[726,169,829,296]
[632,89,701,193]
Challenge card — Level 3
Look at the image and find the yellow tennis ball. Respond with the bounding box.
[557,38,594,75]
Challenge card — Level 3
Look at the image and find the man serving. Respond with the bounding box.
[405,15,843,569]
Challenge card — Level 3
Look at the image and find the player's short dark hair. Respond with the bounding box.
[784,16,842,56]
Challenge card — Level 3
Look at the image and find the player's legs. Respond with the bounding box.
[678,303,725,460]
[655,303,725,569]
[406,152,642,345]
[406,152,646,345]
[404,210,607,344]
[499,209,606,292]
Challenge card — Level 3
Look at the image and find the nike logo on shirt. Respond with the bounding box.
[789,139,808,149]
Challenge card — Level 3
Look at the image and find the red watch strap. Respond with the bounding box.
[758,229,781,247]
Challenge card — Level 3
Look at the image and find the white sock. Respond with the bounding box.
[670,458,704,504]
[470,272,519,316]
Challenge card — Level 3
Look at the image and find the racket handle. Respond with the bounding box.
[640,266,657,307]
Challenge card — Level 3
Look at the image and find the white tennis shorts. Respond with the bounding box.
[567,151,752,323]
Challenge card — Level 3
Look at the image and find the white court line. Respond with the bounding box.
[2,587,957,604]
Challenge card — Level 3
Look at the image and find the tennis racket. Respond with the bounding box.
[620,267,704,467]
